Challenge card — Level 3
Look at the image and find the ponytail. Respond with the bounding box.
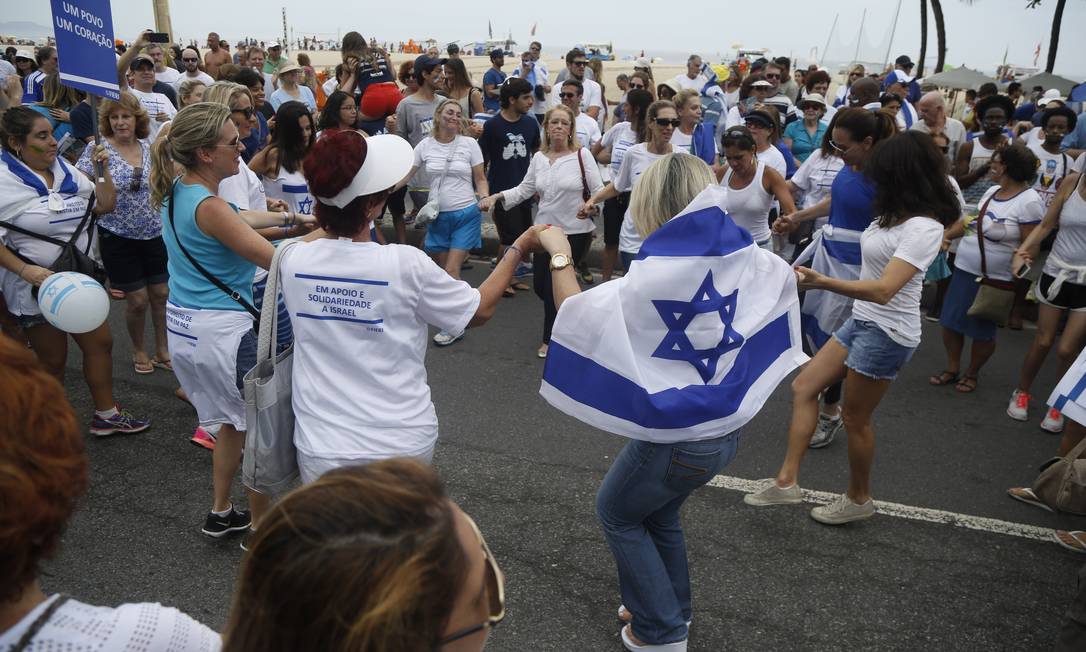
[149,133,176,211]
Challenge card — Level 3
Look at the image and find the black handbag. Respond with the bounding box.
[5,194,107,295]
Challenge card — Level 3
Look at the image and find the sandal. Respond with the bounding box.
[1006,487,1053,512]
[1054,530,1086,554]
[133,358,154,375]
[929,370,959,386]
[511,281,531,291]
[151,357,173,372]
[503,287,516,298]
[955,375,978,393]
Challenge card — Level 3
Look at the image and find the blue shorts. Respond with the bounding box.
[833,318,915,381]
[424,204,483,253]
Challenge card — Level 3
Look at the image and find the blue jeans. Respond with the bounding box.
[596,433,740,644]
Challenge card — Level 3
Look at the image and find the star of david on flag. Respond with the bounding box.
[540,185,808,443]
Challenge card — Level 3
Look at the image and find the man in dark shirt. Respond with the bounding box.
[478,77,540,284]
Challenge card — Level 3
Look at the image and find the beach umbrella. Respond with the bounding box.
[922,66,996,90]
[1017,72,1080,96]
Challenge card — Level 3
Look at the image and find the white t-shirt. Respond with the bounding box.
[954,186,1045,282]
[790,149,844,213]
[501,148,604,234]
[554,78,604,117]
[601,121,638,176]
[616,143,685,253]
[910,117,966,163]
[851,217,944,347]
[757,145,787,178]
[129,87,177,140]
[575,113,602,149]
[1028,140,1075,210]
[217,165,265,211]
[670,128,718,157]
[725,105,744,130]
[171,70,214,91]
[412,135,484,212]
[279,239,480,459]
[0,595,220,652]
[321,76,338,97]
[1073,153,1086,174]
[155,66,181,86]
[673,73,708,91]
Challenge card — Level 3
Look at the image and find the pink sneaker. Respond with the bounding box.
[189,427,216,451]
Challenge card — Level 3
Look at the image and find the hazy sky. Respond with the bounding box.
[12,0,1086,77]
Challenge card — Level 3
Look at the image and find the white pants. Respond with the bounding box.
[296,444,437,484]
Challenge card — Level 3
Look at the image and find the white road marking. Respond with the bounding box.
[709,475,1055,542]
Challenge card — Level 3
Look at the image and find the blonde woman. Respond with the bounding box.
[177,79,206,108]
[150,102,315,543]
[74,93,169,375]
[397,99,487,347]
[480,104,604,358]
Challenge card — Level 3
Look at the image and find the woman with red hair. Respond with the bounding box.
[277,130,545,482]
[0,336,218,650]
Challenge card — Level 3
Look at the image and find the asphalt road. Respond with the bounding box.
[45,262,1085,651]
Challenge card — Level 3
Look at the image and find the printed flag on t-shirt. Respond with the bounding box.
[540,185,808,443]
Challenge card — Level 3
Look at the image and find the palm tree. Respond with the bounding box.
[932,0,947,73]
[917,0,928,77]
[1026,0,1068,73]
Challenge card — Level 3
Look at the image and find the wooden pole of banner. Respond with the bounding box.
[90,94,104,182]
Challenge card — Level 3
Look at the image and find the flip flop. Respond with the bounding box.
[1006,487,1053,512]
[1054,530,1086,554]
[929,370,960,386]
[955,375,978,393]
[133,359,154,375]
[151,357,173,372]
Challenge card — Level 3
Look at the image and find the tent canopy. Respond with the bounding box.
[1016,72,1080,96]
[922,66,996,90]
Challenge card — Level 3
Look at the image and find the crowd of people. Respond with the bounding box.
[1,29,1086,651]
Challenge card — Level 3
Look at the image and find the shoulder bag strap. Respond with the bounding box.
[256,238,299,363]
[11,595,71,652]
[1,193,95,249]
[167,179,259,319]
[577,148,590,201]
[974,194,995,279]
[432,138,459,195]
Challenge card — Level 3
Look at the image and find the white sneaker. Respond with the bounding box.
[743,481,803,506]
[432,330,464,347]
[809,413,842,449]
[621,625,687,651]
[1041,407,1065,433]
[1007,390,1030,421]
[810,494,875,525]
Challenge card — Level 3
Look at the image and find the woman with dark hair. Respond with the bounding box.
[719,125,796,249]
[743,106,788,177]
[955,94,1014,206]
[316,90,359,134]
[276,131,542,478]
[340,31,400,122]
[595,88,653,281]
[249,101,316,220]
[0,106,150,436]
[934,143,1043,393]
[803,70,836,125]
[0,338,217,650]
[767,130,961,524]
[745,108,896,500]
[724,73,772,129]
[879,92,902,118]
[222,460,503,651]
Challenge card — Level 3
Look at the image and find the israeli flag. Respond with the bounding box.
[1049,347,1086,424]
[794,225,863,351]
[540,185,808,443]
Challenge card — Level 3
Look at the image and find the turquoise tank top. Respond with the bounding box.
[161,180,255,311]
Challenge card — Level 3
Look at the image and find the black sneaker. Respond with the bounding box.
[201,506,251,538]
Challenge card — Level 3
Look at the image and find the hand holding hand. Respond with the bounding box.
[478,194,499,212]
[267,198,289,212]
[539,224,572,256]
[468,122,484,138]
[793,265,824,290]
[576,200,596,219]
[773,214,798,234]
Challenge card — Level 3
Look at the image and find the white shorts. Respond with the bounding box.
[296,444,437,484]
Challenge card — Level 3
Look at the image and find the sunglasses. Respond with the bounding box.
[744,121,769,130]
[435,514,505,648]
[558,92,579,99]
[800,104,822,112]
[182,57,198,62]
[232,107,254,119]
[129,166,143,192]
[828,138,852,153]
[654,118,681,127]
[629,83,645,89]
[764,73,781,79]
[572,60,588,66]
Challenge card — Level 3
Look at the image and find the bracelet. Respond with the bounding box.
[505,244,523,262]
[18,262,27,279]
[281,211,290,226]
[290,211,297,225]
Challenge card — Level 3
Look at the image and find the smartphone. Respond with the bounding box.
[147,32,170,43]
[1014,262,1031,279]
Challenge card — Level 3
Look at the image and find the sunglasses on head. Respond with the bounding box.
[654,118,680,127]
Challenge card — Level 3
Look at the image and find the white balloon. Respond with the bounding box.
[36,272,110,334]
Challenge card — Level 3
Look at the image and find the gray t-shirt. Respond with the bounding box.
[395,94,445,148]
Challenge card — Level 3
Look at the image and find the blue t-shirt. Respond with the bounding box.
[21,71,44,104]
[478,112,541,193]
[482,69,507,113]
[161,181,256,311]
[828,165,876,232]
[1012,102,1037,122]
[783,120,828,163]
[241,112,269,163]
[69,102,94,141]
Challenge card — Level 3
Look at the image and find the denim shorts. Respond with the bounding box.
[424,204,483,253]
[833,318,915,381]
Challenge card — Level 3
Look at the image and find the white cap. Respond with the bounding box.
[14,50,33,60]
[1038,88,1065,107]
[267,41,281,49]
[315,135,414,209]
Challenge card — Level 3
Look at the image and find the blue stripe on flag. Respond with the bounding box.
[822,238,862,266]
[801,312,832,350]
[1057,370,1086,413]
[545,312,792,429]
[636,206,753,261]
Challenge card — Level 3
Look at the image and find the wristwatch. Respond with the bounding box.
[550,253,572,271]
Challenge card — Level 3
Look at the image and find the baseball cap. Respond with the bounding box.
[314,135,414,209]
[130,54,154,70]
[267,42,281,49]
[1037,88,1066,107]
[14,49,33,60]
[489,49,504,60]
[413,55,446,76]
[895,55,914,68]
[883,69,914,90]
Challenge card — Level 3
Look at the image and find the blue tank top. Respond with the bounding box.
[161,180,256,311]
[828,165,876,232]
